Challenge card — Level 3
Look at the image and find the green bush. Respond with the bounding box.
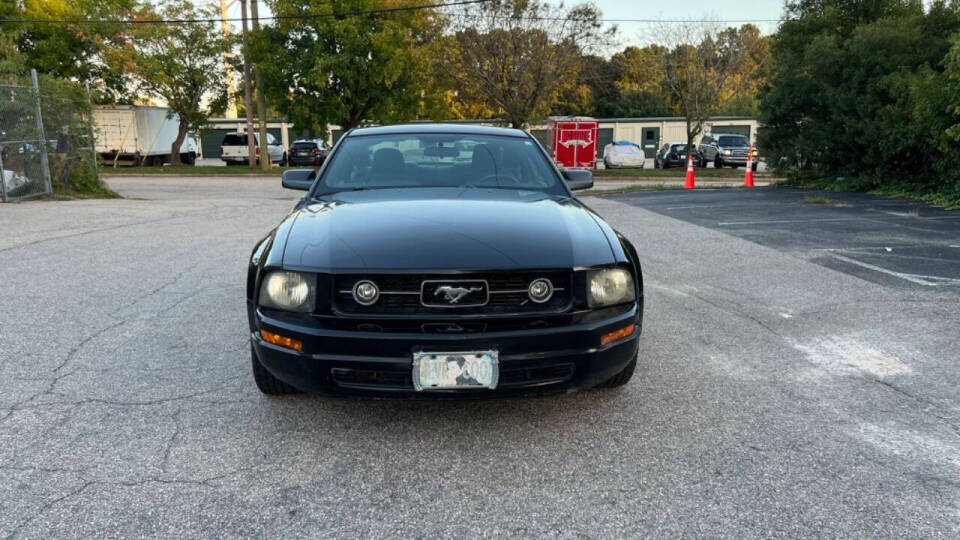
[759,0,960,204]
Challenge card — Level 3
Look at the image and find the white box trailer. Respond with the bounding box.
[93,105,200,166]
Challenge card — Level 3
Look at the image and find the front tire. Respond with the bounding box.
[714,156,723,169]
[280,152,288,167]
[597,353,637,388]
[251,343,298,395]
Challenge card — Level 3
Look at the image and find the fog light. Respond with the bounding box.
[527,278,554,303]
[600,324,635,346]
[352,280,379,306]
[260,329,303,352]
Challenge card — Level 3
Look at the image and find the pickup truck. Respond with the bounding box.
[220,132,286,166]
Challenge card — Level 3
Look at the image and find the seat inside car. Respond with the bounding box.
[470,144,500,185]
[368,148,407,186]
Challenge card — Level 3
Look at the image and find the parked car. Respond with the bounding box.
[654,142,704,169]
[288,139,329,166]
[699,133,758,170]
[220,132,287,166]
[248,124,643,396]
[602,141,646,168]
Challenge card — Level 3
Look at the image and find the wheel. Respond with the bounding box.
[597,353,637,388]
[280,152,288,167]
[251,343,298,395]
[714,156,723,168]
[653,159,660,169]
[751,162,758,172]
[180,152,197,165]
[699,158,707,168]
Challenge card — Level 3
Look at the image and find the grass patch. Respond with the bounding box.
[800,196,839,205]
[784,176,960,210]
[100,165,284,176]
[41,188,121,201]
[594,167,768,179]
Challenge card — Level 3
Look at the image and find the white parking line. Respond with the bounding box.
[717,217,867,226]
[829,253,960,286]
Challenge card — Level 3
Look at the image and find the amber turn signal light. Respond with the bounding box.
[260,329,303,352]
[600,324,635,346]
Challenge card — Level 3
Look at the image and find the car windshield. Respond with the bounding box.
[316,133,564,194]
[718,135,749,146]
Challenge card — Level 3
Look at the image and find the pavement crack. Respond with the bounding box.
[159,408,183,474]
[5,481,93,539]
[872,378,960,438]
[685,290,784,338]
[0,320,128,426]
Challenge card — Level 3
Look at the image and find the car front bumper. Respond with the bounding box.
[289,155,323,166]
[251,304,641,397]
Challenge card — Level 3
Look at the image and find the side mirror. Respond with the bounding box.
[282,169,315,191]
[562,169,593,191]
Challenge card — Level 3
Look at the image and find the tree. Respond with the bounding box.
[443,0,614,128]
[253,0,445,134]
[759,0,960,189]
[1,0,140,98]
[106,0,230,165]
[653,23,761,150]
[605,45,673,117]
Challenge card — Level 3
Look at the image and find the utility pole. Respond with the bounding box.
[240,0,256,169]
[250,0,270,171]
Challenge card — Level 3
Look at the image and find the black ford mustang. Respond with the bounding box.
[247,124,643,396]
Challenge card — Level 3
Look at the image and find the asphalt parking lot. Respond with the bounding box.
[1,177,958,537]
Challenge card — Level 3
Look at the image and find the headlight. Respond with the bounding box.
[722,149,732,156]
[587,268,635,308]
[259,271,315,312]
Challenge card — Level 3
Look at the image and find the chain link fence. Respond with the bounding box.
[1,69,100,202]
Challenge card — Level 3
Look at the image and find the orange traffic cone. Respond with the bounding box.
[744,144,754,187]
[684,153,695,189]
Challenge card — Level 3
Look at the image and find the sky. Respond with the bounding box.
[224,0,789,51]
[593,0,785,41]
[228,1,788,33]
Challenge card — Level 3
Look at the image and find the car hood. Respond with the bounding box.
[280,188,616,271]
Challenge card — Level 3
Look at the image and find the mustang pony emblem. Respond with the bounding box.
[434,285,483,304]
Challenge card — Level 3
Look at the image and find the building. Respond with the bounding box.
[529,116,759,159]
[196,116,759,162]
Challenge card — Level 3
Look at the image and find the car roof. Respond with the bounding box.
[347,123,529,138]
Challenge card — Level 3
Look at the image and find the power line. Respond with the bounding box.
[0,0,491,25]
[0,0,788,27]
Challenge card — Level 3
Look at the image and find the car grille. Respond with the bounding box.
[330,363,574,391]
[729,149,750,158]
[333,271,572,316]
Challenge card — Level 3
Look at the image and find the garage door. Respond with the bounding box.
[201,129,233,159]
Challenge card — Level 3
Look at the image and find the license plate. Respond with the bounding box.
[412,350,498,391]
